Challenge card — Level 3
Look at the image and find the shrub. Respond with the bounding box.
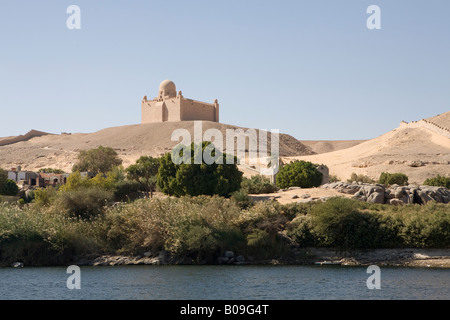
[394,202,450,248]
[157,142,243,197]
[241,175,278,194]
[231,189,254,209]
[347,173,375,184]
[287,215,317,247]
[276,160,323,189]
[56,186,114,219]
[0,203,105,266]
[62,168,139,201]
[113,179,141,201]
[1,179,19,196]
[310,197,400,249]
[423,175,450,189]
[34,187,58,207]
[103,196,245,260]
[378,172,408,186]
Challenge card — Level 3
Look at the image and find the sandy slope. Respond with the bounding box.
[301,140,367,154]
[427,111,450,130]
[284,119,450,185]
[0,121,314,172]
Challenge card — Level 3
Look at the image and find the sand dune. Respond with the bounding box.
[284,113,450,185]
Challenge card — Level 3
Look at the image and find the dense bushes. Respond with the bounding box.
[287,198,450,249]
[1,194,449,266]
[378,172,409,186]
[308,198,400,249]
[276,160,323,189]
[157,142,242,197]
[56,187,114,219]
[0,202,106,265]
[424,175,450,189]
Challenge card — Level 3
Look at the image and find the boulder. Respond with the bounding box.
[394,187,406,199]
[417,190,433,204]
[367,191,385,204]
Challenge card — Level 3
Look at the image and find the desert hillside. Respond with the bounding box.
[0,121,314,173]
[426,111,450,130]
[301,140,367,154]
[285,112,450,185]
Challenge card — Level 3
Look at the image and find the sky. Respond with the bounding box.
[0,0,449,140]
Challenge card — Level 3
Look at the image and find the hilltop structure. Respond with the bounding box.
[141,80,219,124]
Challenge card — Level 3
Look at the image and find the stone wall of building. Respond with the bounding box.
[181,99,218,122]
[141,80,219,124]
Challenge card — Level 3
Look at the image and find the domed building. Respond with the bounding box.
[141,80,219,123]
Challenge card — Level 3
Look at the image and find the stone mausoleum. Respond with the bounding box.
[141,80,219,123]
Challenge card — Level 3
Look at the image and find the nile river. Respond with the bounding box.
[0,265,448,300]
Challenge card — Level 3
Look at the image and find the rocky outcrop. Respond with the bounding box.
[321,182,450,205]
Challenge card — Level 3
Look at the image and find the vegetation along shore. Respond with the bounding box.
[1,144,449,268]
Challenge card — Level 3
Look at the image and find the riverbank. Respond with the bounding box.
[75,248,450,268]
[2,197,449,268]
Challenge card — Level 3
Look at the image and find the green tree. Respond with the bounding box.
[276,160,323,189]
[157,142,242,197]
[1,179,19,196]
[126,156,160,198]
[72,146,122,174]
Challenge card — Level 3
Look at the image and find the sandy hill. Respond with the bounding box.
[301,140,367,154]
[284,112,450,185]
[0,130,51,147]
[426,111,450,130]
[0,121,314,173]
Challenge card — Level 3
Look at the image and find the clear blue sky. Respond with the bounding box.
[0,1,449,140]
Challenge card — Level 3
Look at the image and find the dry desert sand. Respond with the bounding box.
[283,112,450,185]
[0,121,314,173]
[0,112,449,189]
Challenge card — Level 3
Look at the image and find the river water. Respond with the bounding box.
[0,265,448,300]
